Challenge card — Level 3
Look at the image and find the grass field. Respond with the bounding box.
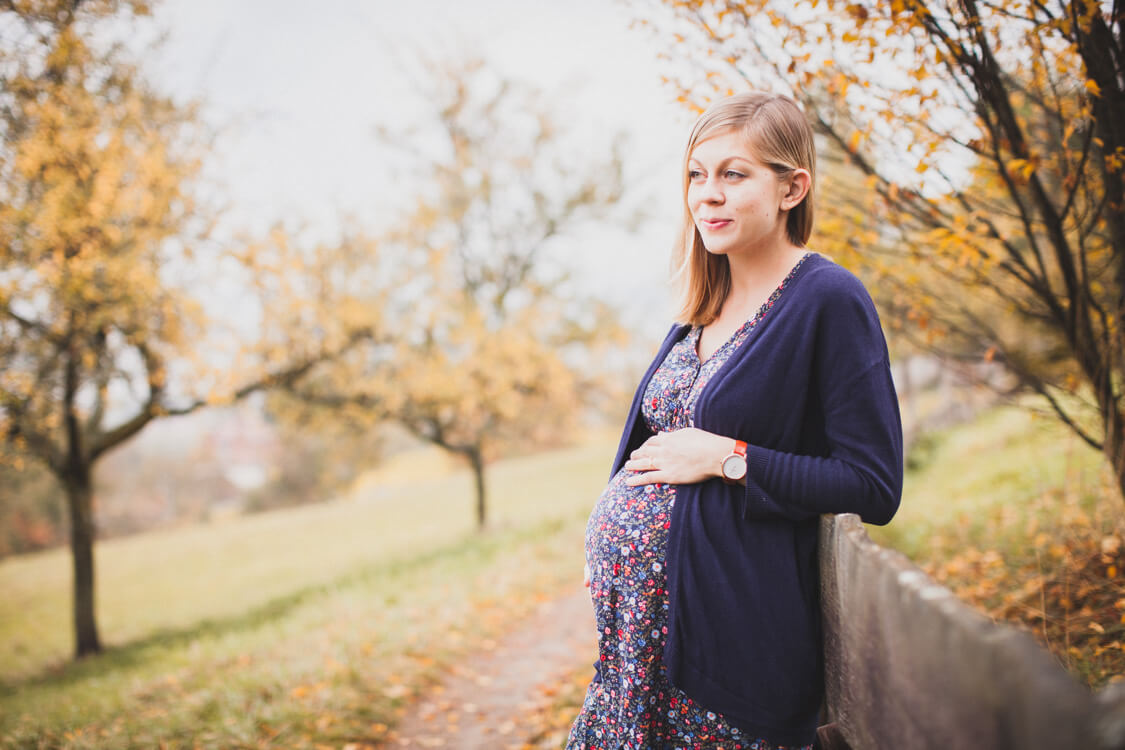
[5,404,1124,748]
[0,433,618,748]
[871,404,1113,559]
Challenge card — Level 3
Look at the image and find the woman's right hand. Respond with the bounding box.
[583,562,591,588]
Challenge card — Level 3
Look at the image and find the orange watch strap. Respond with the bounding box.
[721,440,749,484]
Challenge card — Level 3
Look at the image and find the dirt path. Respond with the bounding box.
[387,587,596,749]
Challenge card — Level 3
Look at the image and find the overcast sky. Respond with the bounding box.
[146,0,696,338]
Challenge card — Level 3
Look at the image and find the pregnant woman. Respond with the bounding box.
[566,92,904,750]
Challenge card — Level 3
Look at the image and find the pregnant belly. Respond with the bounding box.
[585,469,675,562]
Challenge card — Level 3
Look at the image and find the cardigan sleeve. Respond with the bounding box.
[741,275,904,526]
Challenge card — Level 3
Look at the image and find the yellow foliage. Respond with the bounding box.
[647,0,1124,483]
[263,61,630,530]
[0,2,326,485]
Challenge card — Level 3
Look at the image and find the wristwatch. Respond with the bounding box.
[720,440,748,485]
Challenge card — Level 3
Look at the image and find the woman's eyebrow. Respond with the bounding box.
[688,155,754,168]
[720,155,754,167]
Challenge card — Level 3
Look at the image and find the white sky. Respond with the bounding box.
[146,0,696,339]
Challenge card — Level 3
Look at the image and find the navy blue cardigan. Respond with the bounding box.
[608,254,903,746]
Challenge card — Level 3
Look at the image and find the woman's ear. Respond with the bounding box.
[780,169,811,210]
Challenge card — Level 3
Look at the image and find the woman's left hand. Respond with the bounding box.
[624,428,735,486]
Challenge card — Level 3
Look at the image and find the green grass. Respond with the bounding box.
[8,404,1122,747]
[870,402,1125,689]
[0,434,617,748]
[870,404,1115,562]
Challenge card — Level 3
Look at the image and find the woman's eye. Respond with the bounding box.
[724,170,745,180]
[688,169,704,180]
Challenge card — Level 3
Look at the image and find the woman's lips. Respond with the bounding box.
[700,219,732,230]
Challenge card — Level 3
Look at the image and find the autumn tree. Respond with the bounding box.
[644,0,1125,496]
[283,60,629,530]
[0,0,376,658]
[0,440,64,556]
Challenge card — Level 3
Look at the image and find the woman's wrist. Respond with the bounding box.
[718,437,748,484]
[714,437,737,478]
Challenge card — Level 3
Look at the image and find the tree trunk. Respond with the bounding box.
[467,447,487,531]
[64,468,101,657]
[1103,403,1125,507]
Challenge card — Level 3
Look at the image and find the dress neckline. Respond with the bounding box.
[692,251,815,365]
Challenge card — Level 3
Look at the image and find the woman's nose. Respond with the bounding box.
[699,177,724,203]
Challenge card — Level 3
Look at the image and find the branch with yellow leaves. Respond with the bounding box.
[86,326,379,464]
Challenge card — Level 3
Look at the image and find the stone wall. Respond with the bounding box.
[818,513,1125,750]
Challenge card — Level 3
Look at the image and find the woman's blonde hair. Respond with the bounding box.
[673,92,816,326]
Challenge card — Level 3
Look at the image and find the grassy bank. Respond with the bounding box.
[870,404,1125,688]
[872,405,1109,559]
[0,434,616,748]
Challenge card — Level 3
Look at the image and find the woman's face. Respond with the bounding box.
[687,130,793,257]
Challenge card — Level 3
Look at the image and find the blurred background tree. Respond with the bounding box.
[644,0,1125,499]
[0,441,65,557]
[243,400,384,515]
[0,0,376,657]
[281,58,631,530]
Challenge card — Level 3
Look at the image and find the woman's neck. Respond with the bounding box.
[724,241,807,311]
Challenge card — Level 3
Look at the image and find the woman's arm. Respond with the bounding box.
[626,270,903,526]
[625,363,901,525]
[741,358,902,525]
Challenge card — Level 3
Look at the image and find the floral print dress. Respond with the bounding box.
[567,254,815,750]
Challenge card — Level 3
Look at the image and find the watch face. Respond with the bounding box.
[722,454,747,480]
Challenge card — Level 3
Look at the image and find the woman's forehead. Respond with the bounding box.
[689,130,761,163]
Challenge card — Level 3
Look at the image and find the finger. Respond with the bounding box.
[626,451,660,468]
[629,444,652,460]
[625,470,669,486]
